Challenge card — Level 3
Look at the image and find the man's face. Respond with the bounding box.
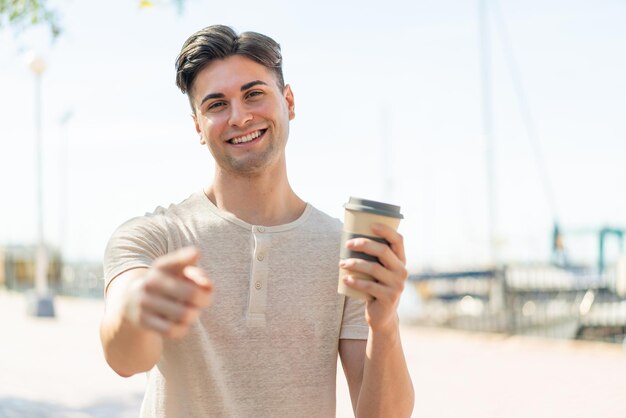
[191,55,295,176]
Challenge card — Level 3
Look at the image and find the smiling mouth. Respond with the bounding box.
[228,129,267,145]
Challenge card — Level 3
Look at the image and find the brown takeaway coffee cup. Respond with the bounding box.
[338,197,404,300]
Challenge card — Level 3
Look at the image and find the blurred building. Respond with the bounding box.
[0,245,62,291]
[0,245,103,297]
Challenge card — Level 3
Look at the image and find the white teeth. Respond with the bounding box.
[231,130,262,144]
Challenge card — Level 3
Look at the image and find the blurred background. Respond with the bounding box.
[1,0,626,416]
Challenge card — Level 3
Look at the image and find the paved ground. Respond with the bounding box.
[2,289,626,417]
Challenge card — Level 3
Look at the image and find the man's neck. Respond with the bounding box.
[205,164,305,226]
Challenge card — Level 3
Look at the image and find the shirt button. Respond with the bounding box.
[257,226,265,233]
[255,281,262,290]
[257,253,265,261]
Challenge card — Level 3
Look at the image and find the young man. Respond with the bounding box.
[100,25,414,417]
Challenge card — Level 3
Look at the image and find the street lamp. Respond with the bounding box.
[58,110,73,256]
[26,51,55,317]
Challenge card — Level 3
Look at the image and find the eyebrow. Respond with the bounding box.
[240,80,268,91]
[199,80,269,107]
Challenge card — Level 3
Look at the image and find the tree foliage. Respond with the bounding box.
[0,0,186,40]
[140,0,186,13]
[0,0,61,38]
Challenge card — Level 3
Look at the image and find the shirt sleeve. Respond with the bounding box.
[339,296,369,340]
[103,215,169,291]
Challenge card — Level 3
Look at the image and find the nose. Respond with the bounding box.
[228,101,253,127]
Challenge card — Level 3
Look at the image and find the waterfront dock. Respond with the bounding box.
[1,290,626,417]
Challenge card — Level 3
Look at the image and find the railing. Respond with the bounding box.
[408,265,626,344]
[57,262,104,298]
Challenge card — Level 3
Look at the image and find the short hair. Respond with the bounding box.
[175,25,284,110]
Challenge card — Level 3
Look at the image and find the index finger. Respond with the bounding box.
[182,265,213,291]
[153,246,200,276]
[371,223,406,264]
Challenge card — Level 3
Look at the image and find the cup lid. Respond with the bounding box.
[344,197,403,219]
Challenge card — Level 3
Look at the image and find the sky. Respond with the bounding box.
[1,0,625,271]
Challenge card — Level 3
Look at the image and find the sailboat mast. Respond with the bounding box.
[479,0,498,266]
[381,106,393,202]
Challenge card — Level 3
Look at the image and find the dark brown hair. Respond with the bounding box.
[175,25,284,110]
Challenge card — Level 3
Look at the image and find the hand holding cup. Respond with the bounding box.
[338,197,404,301]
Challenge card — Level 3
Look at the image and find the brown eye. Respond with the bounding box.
[246,90,264,99]
[207,101,226,111]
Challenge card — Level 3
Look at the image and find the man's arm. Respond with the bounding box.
[100,247,213,377]
[100,267,163,377]
[338,224,415,418]
[338,339,366,413]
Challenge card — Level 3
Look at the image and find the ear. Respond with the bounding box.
[192,113,206,145]
[283,84,295,121]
